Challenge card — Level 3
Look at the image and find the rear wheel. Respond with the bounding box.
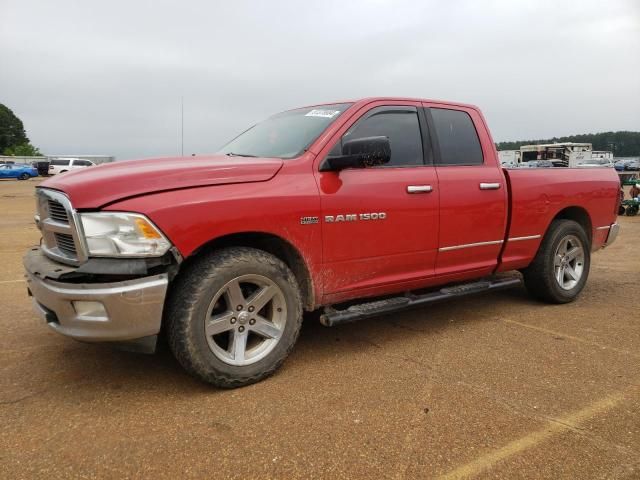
[522,220,590,304]
[167,247,303,388]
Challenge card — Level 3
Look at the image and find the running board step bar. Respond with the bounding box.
[319,276,522,327]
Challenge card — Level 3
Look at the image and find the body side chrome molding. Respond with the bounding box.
[439,240,503,252]
[595,225,611,231]
[507,234,542,242]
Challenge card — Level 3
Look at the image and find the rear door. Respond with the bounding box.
[315,102,440,298]
[50,159,69,174]
[424,104,507,276]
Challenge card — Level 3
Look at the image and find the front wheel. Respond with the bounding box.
[18,173,29,180]
[166,247,303,388]
[522,219,590,304]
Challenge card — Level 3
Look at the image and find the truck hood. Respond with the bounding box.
[41,155,284,208]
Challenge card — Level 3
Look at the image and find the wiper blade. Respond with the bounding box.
[225,152,258,158]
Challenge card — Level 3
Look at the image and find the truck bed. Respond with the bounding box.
[498,167,620,272]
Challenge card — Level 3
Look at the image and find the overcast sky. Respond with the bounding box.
[1,0,638,160]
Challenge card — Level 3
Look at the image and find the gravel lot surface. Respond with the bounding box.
[1,178,638,479]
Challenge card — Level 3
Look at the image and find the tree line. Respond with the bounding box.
[496,131,640,157]
[0,103,41,156]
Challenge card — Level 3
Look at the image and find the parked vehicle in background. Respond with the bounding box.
[592,150,613,161]
[24,97,621,388]
[0,163,39,180]
[628,160,640,171]
[614,159,627,171]
[31,160,50,176]
[498,149,521,167]
[614,158,640,171]
[521,160,554,168]
[576,158,614,168]
[48,158,95,175]
[520,142,592,167]
[500,143,599,168]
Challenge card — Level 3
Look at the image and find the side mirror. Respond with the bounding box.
[320,136,391,172]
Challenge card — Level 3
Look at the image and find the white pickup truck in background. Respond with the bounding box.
[48,158,95,175]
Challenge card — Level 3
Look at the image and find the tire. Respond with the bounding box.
[522,219,590,304]
[18,173,29,180]
[627,205,638,216]
[166,247,303,388]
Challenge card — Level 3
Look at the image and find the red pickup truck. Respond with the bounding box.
[24,97,620,387]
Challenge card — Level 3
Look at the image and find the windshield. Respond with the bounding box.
[219,103,352,159]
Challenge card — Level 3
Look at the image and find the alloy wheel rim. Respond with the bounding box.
[553,235,585,290]
[204,274,287,366]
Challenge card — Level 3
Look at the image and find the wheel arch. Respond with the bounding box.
[522,207,592,304]
[187,232,315,311]
[547,206,593,244]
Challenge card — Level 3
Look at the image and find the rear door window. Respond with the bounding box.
[431,108,483,166]
[50,159,70,166]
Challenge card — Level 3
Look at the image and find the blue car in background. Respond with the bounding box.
[0,163,39,180]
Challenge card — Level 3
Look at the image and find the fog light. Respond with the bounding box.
[72,301,108,321]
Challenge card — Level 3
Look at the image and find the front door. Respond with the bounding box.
[315,103,440,298]
[424,104,507,276]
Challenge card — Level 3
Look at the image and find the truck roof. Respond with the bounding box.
[300,97,480,111]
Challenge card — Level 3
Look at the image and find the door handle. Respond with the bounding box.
[407,185,433,194]
[479,182,501,190]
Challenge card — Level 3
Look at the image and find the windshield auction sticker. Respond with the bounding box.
[305,109,341,118]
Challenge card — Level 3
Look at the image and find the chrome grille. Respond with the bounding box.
[53,233,77,255]
[36,188,86,266]
[48,200,69,223]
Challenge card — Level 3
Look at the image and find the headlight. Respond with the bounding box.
[79,212,171,257]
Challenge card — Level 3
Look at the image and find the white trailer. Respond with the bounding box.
[498,150,521,167]
[519,142,592,168]
[592,151,613,160]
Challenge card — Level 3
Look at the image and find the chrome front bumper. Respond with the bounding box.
[24,247,168,344]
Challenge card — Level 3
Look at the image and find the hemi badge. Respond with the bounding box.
[300,216,319,225]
